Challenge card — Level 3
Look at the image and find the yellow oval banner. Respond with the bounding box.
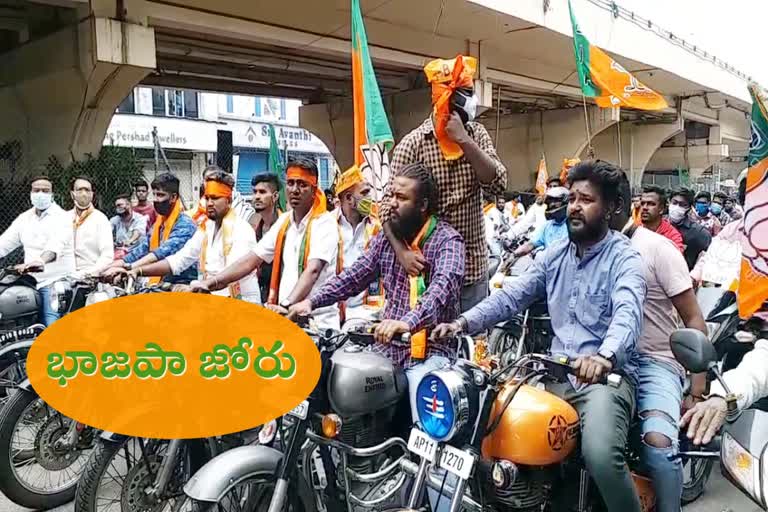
[26,293,321,439]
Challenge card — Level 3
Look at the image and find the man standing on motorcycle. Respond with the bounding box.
[191,157,342,330]
[509,186,569,258]
[435,159,647,512]
[0,176,75,325]
[102,173,198,285]
[289,162,465,418]
[334,165,384,328]
[614,171,708,512]
[125,171,261,303]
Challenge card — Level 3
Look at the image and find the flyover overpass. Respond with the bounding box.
[0,0,755,189]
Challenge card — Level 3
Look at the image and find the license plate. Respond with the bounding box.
[407,428,437,462]
[288,401,308,420]
[438,444,474,480]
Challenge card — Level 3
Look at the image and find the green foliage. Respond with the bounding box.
[45,146,145,211]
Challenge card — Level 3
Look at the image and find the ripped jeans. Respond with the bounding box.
[636,355,684,512]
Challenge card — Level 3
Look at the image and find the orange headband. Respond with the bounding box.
[204,181,233,198]
[287,166,318,187]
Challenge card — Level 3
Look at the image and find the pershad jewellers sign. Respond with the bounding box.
[103,115,219,152]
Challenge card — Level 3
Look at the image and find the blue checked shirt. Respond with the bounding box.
[462,230,646,384]
[311,220,465,368]
[124,213,198,284]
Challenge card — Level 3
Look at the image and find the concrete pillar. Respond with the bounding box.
[482,106,616,191]
[0,17,155,175]
[299,88,431,171]
[585,118,684,188]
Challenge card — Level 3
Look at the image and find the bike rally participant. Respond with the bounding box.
[639,185,684,253]
[667,188,712,270]
[102,173,198,285]
[434,159,647,512]
[613,171,708,512]
[0,176,75,326]
[124,171,261,303]
[110,194,148,253]
[711,190,735,226]
[380,54,507,313]
[250,172,282,302]
[509,185,570,259]
[189,165,256,227]
[333,164,384,328]
[288,162,465,417]
[68,175,114,276]
[503,191,525,227]
[132,179,157,232]
[190,157,342,330]
[690,191,723,237]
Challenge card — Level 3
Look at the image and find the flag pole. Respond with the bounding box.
[581,94,595,158]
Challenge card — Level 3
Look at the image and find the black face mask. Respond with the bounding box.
[154,198,173,216]
[545,204,567,223]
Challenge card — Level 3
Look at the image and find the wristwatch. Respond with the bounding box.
[598,350,617,368]
[280,299,292,309]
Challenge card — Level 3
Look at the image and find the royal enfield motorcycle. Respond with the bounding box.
[181,321,446,512]
[397,342,715,512]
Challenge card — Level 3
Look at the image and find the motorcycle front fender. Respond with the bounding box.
[183,444,283,503]
[99,430,129,443]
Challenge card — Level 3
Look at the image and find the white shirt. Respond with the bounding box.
[508,202,547,239]
[256,210,340,330]
[166,213,261,304]
[504,202,526,225]
[338,211,377,322]
[70,208,114,276]
[0,204,76,288]
[710,338,768,411]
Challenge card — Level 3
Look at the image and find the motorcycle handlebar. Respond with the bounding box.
[523,354,622,388]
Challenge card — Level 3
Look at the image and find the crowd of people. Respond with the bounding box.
[0,54,763,512]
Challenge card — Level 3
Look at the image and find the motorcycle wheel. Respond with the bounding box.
[178,475,306,512]
[681,456,713,504]
[0,388,93,509]
[75,437,192,512]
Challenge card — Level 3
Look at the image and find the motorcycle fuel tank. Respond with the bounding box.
[482,383,579,466]
[327,344,407,418]
[0,284,40,321]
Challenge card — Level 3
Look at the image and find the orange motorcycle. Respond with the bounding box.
[398,348,711,512]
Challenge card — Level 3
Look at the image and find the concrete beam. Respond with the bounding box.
[647,144,730,172]
[0,17,155,173]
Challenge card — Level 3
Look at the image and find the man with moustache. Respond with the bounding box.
[435,160,647,512]
[68,175,114,276]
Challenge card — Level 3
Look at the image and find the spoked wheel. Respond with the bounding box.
[76,437,192,512]
[681,455,713,504]
[0,389,95,509]
[0,345,29,408]
[177,476,306,512]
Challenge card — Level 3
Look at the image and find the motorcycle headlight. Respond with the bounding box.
[51,281,70,313]
[415,369,470,442]
[722,431,762,504]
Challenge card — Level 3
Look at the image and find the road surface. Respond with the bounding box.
[1,470,761,512]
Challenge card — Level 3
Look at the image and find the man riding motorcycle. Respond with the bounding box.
[289,162,465,422]
[434,159,647,512]
[509,185,569,259]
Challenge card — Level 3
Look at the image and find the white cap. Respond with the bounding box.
[545,186,569,199]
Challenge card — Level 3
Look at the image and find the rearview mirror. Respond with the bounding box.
[670,328,717,373]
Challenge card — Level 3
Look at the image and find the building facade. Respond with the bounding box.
[104,87,338,206]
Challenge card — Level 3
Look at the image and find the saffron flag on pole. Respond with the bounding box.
[351,0,394,201]
[268,124,287,211]
[738,83,768,319]
[568,0,668,111]
[535,155,548,194]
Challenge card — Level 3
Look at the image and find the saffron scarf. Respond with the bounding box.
[149,199,182,285]
[483,203,496,216]
[408,215,438,360]
[424,55,477,161]
[72,205,95,249]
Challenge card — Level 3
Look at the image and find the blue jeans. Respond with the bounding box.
[636,355,684,512]
[38,285,61,326]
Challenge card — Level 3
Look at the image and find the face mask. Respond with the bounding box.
[30,192,53,211]
[694,203,710,217]
[450,89,478,124]
[724,204,734,213]
[115,207,127,215]
[154,199,173,216]
[545,204,567,223]
[710,203,723,216]
[668,204,688,223]
[356,197,373,217]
